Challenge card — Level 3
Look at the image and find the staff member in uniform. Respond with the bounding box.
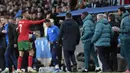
[91,14,113,72]
[118,7,130,73]
[81,12,101,72]
[45,19,60,71]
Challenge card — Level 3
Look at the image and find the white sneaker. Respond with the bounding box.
[28,67,37,73]
[95,67,101,70]
[21,69,25,72]
[67,71,71,73]
[55,65,59,69]
[1,68,9,73]
[16,69,23,73]
[0,68,2,71]
[95,67,101,72]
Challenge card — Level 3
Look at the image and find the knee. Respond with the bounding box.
[19,51,24,57]
[29,50,34,56]
[19,54,24,57]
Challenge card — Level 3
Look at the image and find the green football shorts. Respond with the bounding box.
[18,41,32,51]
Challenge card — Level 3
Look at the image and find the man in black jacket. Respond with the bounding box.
[0,23,6,72]
[58,13,80,72]
[1,16,17,73]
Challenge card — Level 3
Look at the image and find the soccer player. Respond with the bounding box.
[16,11,45,72]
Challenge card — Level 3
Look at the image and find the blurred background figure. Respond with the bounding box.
[108,13,119,72]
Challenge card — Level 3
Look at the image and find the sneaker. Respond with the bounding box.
[66,71,71,73]
[28,67,37,73]
[54,68,60,73]
[0,69,2,72]
[16,69,23,73]
[55,65,59,69]
[1,68,9,73]
[96,69,101,72]
[82,69,88,72]
[123,70,130,73]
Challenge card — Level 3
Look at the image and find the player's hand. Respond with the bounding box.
[33,32,40,37]
[2,30,7,33]
[16,27,18,31]
[48,41,53,44]
[112,26,120,32]
[14,44,17,48]
[56,41,58,44]
[46,14,51,19]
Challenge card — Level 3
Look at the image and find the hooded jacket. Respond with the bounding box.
[81,14,95,43]
[91,18,113,47]
[120,11,130,40]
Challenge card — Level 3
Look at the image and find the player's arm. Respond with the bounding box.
[29,19,45,25]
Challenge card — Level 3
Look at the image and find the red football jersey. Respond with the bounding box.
[18,19,45,42]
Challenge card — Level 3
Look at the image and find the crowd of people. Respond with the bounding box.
[0,0,123,18]
[0,0,130,73]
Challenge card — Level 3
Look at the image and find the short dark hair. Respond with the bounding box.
[82,12,89,16]
[66,12,72,18]
[118,7,126,13]
[108,14,115,21]
[45,19,51,23]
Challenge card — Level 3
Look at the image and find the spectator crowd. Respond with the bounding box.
[0,0,130,73]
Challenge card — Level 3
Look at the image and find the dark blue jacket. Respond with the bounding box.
[47,25,59,42]
[0,27,6,48]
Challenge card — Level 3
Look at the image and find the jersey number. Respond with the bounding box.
[19,24,22,33]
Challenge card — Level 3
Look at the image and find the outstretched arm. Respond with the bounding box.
[29,19,45,25]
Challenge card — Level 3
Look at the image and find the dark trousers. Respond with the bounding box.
[96,46,111,72]
[50,43,58,66]
[0,47,5,70]
[63,50,77,71]
[50,43,62,67]
[56,45,62,68]
[4,46,17,69]
[121,39,130,69]
[83,42,99,69]
[110,46,118,71]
